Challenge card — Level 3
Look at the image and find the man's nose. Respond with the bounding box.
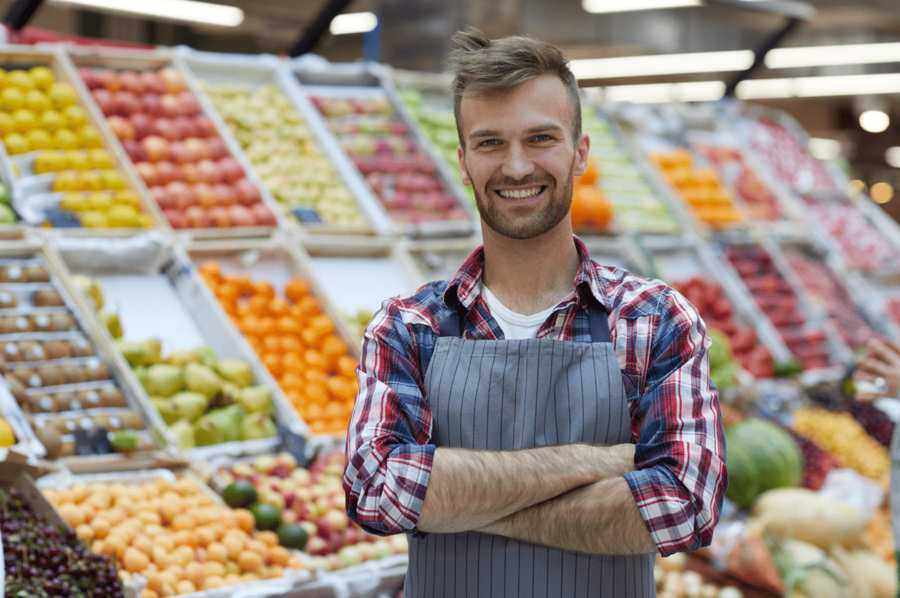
[501,144,536,180]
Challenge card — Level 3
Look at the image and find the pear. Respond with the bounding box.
[145,364,184,397]
[99,310,123,339]
[241,413,277,441]
[193,345,218,369]
[193,417,224,447]
[109,430,137,453]
[152,397,180,426]
[139,338,162,365]
[164,349,199,367]
[215,358,253,387]
[184,362,222,398]
[236,385,272,415]
[116,340,144,367]
[171,391,208,423]
[72,274,103,310]
[134,366,151,390]
[194,404,243,446]
[170,419,195,450]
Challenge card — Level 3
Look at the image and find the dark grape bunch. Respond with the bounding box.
[1,488,125,598]
[845,401,895,449]
[790,431,840,491]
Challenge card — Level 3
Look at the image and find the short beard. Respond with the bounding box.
[470,158,575,240]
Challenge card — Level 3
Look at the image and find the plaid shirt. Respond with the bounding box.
[344,236,727,557]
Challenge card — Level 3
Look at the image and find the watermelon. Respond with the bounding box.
[724,418,803,508]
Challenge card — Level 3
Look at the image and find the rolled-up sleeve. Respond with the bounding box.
[343,300,435,535]
[623,288,727,557]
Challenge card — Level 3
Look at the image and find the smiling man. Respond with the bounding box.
[344,27,727,597]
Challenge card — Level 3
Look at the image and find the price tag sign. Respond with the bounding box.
[291,208,323,224]
[277,423,308,467]
[74,428,112,456]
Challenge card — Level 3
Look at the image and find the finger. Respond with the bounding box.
[854,392,879,403]
[868,339,900,366]
[853,370,879,384]
[881,338,900,360]
[857,358,895,378]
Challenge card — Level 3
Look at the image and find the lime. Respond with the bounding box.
[276,524,309,550]
[249,502,281,531]
[223,480,258,509]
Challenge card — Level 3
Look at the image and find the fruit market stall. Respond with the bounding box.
[61,47,281,236]
[0,45,163,232]
[48,232,306,460]
[289,58,477,239]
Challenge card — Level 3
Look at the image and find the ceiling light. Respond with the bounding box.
[860,110,890,133]
[808,138,842,161]
[49,0,243,27]
[570,50,753,80]
[871,182,895,204]
[582,0,701,13]
[330,12,378,35]
[887,147,900,169]
[848,180,867,196]
[603,80,726,103]
[737,73,900,99]
[766,42,900,69]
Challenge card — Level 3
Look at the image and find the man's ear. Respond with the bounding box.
[458,145,472,186]
[572,133,591,177]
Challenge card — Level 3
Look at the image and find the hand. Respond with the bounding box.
[854,338,900,402]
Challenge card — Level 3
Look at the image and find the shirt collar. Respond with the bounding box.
[443,235,612,313]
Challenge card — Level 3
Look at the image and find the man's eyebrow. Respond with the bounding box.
[469,129,502,138]
[524,123,564,134]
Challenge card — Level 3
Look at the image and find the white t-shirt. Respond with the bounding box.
[481,284,572,340]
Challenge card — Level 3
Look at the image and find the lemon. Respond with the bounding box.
[53,128,79,150]
[12,109,37,133]
[52,171,80,192]
[61,192,89,212]
[87,148,112,169]
[135,213,154,228]
[80,210,108,228]
[24,89,50,113]
[0,418,16,448]
[26,129,53,151]
[114,190,141,210]
[40,110,64,133]
[66,150,90,171]
[77,171,102,191]
[7,70,35,91]
[107,204,138,227]
[34,150,65,174]
[99,170,126,190]
[64,105,88,130]
[49,82,77,110]
[0,113,14,137]
[0,69,7,89]
[78,125,103,149]
[3,133,29,155]
[29,66,55,91]
[1,87,25,113]
[86,191,114,212]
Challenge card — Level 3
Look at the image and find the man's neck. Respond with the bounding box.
[481,220,580,316]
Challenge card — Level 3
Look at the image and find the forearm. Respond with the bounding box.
[417,443,635,534]
[477,477,658,556]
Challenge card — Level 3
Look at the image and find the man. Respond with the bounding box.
[344,27,726,597]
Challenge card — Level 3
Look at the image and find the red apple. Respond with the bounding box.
[196,159,221,184]
[140,72,165,95]
[171,117,192,141]
[212,183,237,207]
[208,206,231,227]
[227,205,255,227]
[280,509,299,527]
[79,68,100,90]
[161,94,182,118]
[184,205,212,228]
[183,137,209,161]
[141,135,170,162]
[159,67,186,94]
[163,208,187,229]
[305,536,327,556]
[206,137,229,160]
[140,93,163,117]
[181,163,202,184]
[169,141,193,164]
[193,115,218,138]
[234,178,261,205]
[251,203,277,226]
[195,183,219,208]
[150,186,175,210]
[156,161,181,184]
[167,181,196,210]
[92,89,116,116]
[134,162,160,187]
[217,157,243,183]
[121,139,147,163]
[178,91,201,116]
[175,117,200,139]
[117,70,144,94]
[153,117,178,140]
[93,69,115,90]
[129,113,155,140]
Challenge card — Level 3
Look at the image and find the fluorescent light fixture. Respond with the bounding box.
[570,50,753,79]
[767,42,900,69]
[808,138,842,161]
[582,0,701,13]
[871,182,894,204]
[603,80,725,103]
[737,73,900,99]
[887,147,900,169]
[860,110,890,133]
[330,12,378,35]
[50,0,243,26]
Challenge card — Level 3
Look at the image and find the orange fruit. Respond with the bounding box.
[247,295,269,316]
[337,356,358,378]
[198,261,222,283]
[282,352,304,373]
[304,403,324,420]
[576,155,599,187]
[255,530,278,547]
[258,317,275,335]
[276,316,300,334]
[269,299,289,317]
[262,354,283,377]
[237,551,264,574]
[268,545,290,566]
[570,185,613,231]
[305,369,327,385]
[309,420,328,434]
[206,542,228,563]
[306,381,328,406]
[294,296,320,319]
[308,314,335,338]
[324,401,346,419]
[281,335,303,353]
[173,529,198,548]
[326,377,354,402]
[304,349,327,372]
[280,372,304,392]
[171,513,195,531]
[231,274,252,296]
[234,509,255,535]
[252,280,275,300]
[263,335,281,353]
[285,278,309,303]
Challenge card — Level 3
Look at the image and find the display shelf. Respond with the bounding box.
[0,237,175,473]
[288,58,476,239]
[184,237,360,437]
[47,231,307,462]
[58,46,283,238]
[0,45,165,232]
[580,233,650,275]
[394,236,482,288]
[176,50,385,237]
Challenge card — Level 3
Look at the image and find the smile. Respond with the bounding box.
[495,186,546,200]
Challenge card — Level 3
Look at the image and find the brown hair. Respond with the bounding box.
[447,26,581,148]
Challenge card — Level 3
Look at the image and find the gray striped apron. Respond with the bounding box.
[406,297,656,597]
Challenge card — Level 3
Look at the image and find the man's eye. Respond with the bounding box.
[532,135,552,142]
[479,139,500,147]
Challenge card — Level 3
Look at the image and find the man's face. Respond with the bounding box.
[457,75,589,240]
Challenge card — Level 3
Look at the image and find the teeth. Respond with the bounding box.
[498,187,542,199]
